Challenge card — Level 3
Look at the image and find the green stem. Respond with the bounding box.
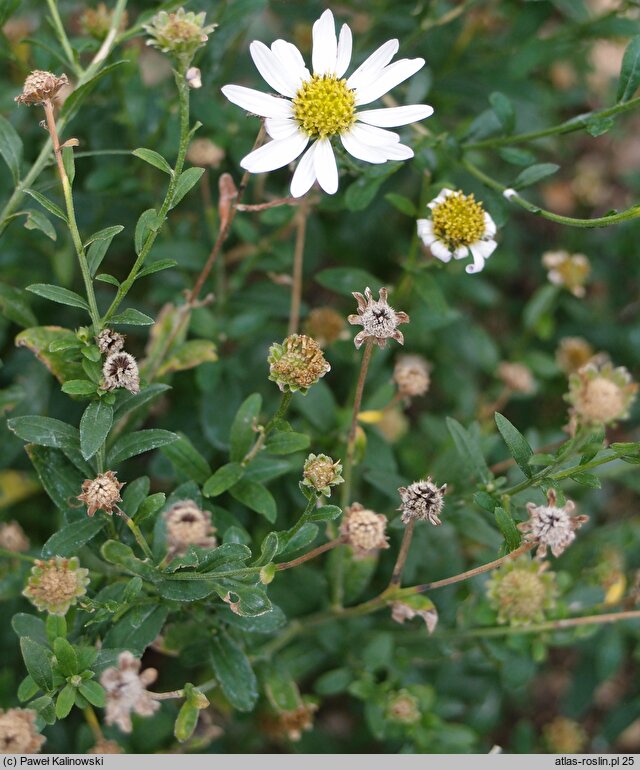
[264,391,293,435]
[462,157,640,229]
[0,548,37,563]
[46,0,82,77]
[120,513,154,562]
[463,95,640,150]
[102,66,191,323]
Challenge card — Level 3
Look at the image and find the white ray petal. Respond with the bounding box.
[466,246,487,274]
[473,238,498,258]
[290,145,318,198]
[341,131,389,164]
[417,219,434,243]
[346,39,399,91]
[454,246,470,259]
[265,117,300,140]
[430,240,454,263]
[271,40,310,88]
[350,122,400,146]
[357,104,434,127]
[314,137,338,194]
[250,41,298,97]
[484,212,497,238]
[240,133,308,173]
[221,85,293,118]
[335,24,353,77]
[354,58,425,106]
[381,142,414,161]
[312,9,337,75]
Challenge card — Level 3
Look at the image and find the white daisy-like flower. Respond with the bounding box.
[221,9,433,197]
[417,188,497,274]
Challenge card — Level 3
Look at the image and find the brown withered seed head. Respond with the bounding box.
[497,361,535,394]
[268,334,330,393]
[78,471,124,517]
[519,488,589,559]
[393,354,431,398]
[97,329,126,355]
[340,502,389,556]
[101,651,159,734]
[398,478,446,525]
[0,520,30,552]
[163,500,217,557]
[348,286,410,349]
[15,70,69,105]
[0,708,45,753]
[23,556,89,616]
[103,351,140,394]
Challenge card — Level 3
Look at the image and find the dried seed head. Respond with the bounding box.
[100,651,159,734]
[398,478,446,525]
[542,250,591,298]
[555,337,595,374]
[393,354,431,398]
[302,453,344,497]
[305,306,345,347]
[486,557,557,626]
[386,691,420,725]
[566,361,637,427]
[23,556,89,616]
[144,8,217,63]
[340,502,389,556]
[0,520,29,552]
[519,488,589,559]
[80,3,128,39]
[186,138,225,168]
[15,70,69,105]
[543,717,587,754]
[0,708,45,753]
[103,351,140,394]
[348,287,410,349]
[262,701,318,742]
[163,500,217,557]
[268,334,330,393]
[78,471,124,517]
[96,328,126,355]
[497,361,535,394]
[87,738,123,754]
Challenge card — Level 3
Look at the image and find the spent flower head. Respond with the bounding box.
[144,8,217,66]
[555,336,596,375]
[543,717,587,754]
[0,708,45,754]
[80,3,128,39]
[101,651,159,734]
[398,478,446,525]
[103,351,140,394]
[340,502,389,556]
[186,138,225,168]
[497,361,535,394]
[23,556,89,615]
[486,557,558,626]
[268,334,330,393]
[305,306,346,347]
[417,189,497,274]
[163,500,217,557]
[302,453,344,496]
[15,70,69,106]
[386,691,420,725]
[393,354,431,398]
[348,287,409,349]
[542,250,591,297]
[566,361,637,427]
[263,701,318,742]
[519,489,588,559]
[222,9,433,197]
[78,471,124,517]
[97,328,125,356]
[0,520,29,552]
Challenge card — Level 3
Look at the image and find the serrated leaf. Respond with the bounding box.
[209,631,258,712]
[27,284,89,311]
[514,163,560,190]
[42,517,106,558]
[230,393,262,462]
[229,480,276,522]
[171,167,205,208]
[617,35,640,103]
[133,147,173,175]
[107,429,178,465]
[7,415,79,450]
[79,401,113,460]
[495,412,533,478]
[110,308,154,326]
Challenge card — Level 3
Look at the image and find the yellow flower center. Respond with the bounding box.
[431,191,486,249]
[292,75,356,138]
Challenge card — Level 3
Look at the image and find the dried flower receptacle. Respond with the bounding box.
[97,329,125,355]
[519,489,588,559]
[398,478,446,525]
[268,334,330,393]
[393,354,431,399]
[0,708,45,753]
[78,471,124,517]
[348,286,409,349]
[23,556,89,616]
[101,651,160,734]
[103,351,140,394]
[163,500,217,557]
[15,70,69,106]
[340,502,389,556]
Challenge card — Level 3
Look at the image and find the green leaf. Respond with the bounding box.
[24,445,85,522]
[229,480,277,523]
[174,701,199,742]
[24,189,67,222]
[412,272,460,329]
[523,284,559,332]
[494,412,533,478]
[265,430,310,455]
[161,433,211,484]
[230,393,262,462]
[16,326,85,384]
[494,506,521,552]
[107,429,178,465]
[62,145,75,184]
[308,504,342,523]
[133,147,173,175]
[203,462,245,497]
[60,60,126,119]
[209,631,258,712]
[568,472,601,488]
[315,267,381,297]
[103,605,169,656]
[514,163,560,190]
[26,284,89,311]
[53,637,78,677]
[157,339,218,376]
[344,165,399,211]
[113,383,171,420]
[489,91,515,133]
[7,415,79,450]
[136,259,178,279]
[0,113,22,182]
[17,675,40,703]
[135,208,160,255]
[446,417,491,484]
[497,147,537,166]
[0,282,37,327]
[87,227,123,276]
[42,517,107,558]
[585,115,614,137]
[135,493,166,523]
[110,308,154,326]
[261,663,302,712]
[12,614,47,645]
[83,225,125,249]
[171,167,205,208]
[617,35,640,102]
[95,273,120,287]
[79,401,113,460]
[23,208,57,241]
[55,684,76,719]
[61,379,97,396]
[78,680,106,708]
[157,579,218,602]
[45,615,66,644]
[384,193,416,216]
[20,638,53,692]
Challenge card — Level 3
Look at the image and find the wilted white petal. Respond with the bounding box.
[250,41,298,97]
[314,137,338,194]
[357,104,434,127]
[350,122,400,146]
[221,85,292,118]
[355,58,425,105]
[346,39,399,91]
[290,144,318,198]
[335,24,353,77]
[265,117,300,140]
[240,133,308,173]
[312,9,338,75]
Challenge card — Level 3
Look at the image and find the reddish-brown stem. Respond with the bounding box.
[237,197,299,212]
[276,538,344,571]
[287,196,310,335]
[389,518,415,588]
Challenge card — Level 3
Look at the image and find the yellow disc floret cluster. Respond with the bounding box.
[431,191,486,249]
[293,75,356,138]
